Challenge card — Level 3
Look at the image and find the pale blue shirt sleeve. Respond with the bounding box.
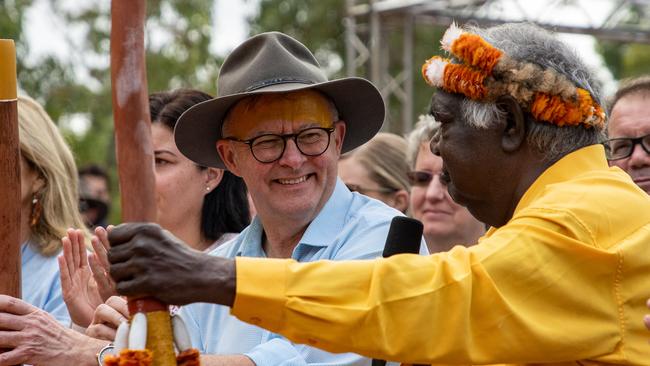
[21,243,70,325]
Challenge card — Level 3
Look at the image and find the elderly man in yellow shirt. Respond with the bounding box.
[107,22,650,365]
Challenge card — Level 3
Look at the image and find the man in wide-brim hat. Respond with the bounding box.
[109,31,425,365]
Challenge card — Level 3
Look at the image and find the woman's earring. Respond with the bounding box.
[30,194,43,228]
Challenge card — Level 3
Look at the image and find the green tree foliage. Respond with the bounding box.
[6,0,220,223]
[597,41,650,81]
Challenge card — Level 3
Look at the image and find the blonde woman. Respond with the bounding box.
[406,115,485,253]
[338,132,410,212]
[18,95,89,324]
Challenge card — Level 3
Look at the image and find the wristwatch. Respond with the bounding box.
[96,343,114,365]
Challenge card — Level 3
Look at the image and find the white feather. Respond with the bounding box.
[129,312,148,350]
[441,22,463,51]
[172,315,192,352]
[424,57,447,87]
[114,321,130,354]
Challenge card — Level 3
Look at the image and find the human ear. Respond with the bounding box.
[204,168,223,193]
[497,95,526,153]
[333,121,347,155]
[216,140,242,177]
[392,189,410,214]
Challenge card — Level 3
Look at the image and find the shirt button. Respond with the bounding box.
[249,317,261,325]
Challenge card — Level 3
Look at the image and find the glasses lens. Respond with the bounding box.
[407,171,433,186]
[297,128,331,156]
[251,135,285,162]
[605,139,633,160]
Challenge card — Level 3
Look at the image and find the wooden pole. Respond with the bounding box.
[110,1,175,365]
[0,39,21,299]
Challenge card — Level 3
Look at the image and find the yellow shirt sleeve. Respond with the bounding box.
[232,207,623,365]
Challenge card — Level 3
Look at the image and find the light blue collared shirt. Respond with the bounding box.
[21,241,70,325]
[180,179,427,366]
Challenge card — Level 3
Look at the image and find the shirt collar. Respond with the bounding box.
[235,178,353,256]
[298,178,351,248]
[513,144,609,216]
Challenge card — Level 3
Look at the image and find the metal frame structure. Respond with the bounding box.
[345,0,650,133]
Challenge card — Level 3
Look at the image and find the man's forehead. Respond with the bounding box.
[223,89,335,138]
[609,93,650,137]
[430,91,461,116]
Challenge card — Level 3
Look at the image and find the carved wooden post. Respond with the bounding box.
[110,1,175,365]
[0,39,21,299]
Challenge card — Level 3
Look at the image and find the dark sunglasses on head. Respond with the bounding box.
[407,171,434,186]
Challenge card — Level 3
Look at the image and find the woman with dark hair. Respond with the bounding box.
[60,89,250,328]
[148,89,250,251]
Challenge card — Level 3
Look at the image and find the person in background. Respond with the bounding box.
[604,75,650,195]
[60,88,251,329]
[15,95,89,325]
[338,132,410,213]
[406,114,485,253]
[78,164,111,228]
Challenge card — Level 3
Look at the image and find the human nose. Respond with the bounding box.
[425,174,446,202]
[628,141,650,169]
[277,138,306,168]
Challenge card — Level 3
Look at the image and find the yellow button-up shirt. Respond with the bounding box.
[232,145,650,365]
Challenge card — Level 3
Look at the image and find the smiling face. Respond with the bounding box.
[608,93,650,194]
[410,143,485,251]
[429,91,524,227]
[217,90,345,224]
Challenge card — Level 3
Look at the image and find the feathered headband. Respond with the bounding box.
[421,23,605,129]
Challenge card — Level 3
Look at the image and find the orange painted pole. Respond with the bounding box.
[0,39,21,298]
[110,1,175,365]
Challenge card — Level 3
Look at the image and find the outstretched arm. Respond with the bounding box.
[108,222,236,306]
[0,295,106,366]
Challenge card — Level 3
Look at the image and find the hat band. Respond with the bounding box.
[244,77,317,92]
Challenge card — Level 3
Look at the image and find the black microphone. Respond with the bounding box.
[372,216,425,366]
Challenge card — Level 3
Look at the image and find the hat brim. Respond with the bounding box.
[174,77,385,168]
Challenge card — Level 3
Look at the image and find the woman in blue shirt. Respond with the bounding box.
[17,95,89,325]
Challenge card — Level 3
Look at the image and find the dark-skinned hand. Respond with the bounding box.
[107,222,236,306]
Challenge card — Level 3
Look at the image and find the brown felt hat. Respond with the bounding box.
[174,31,385,168]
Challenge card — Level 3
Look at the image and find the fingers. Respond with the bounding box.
[114,276,153,299]
[108,222,158,248]
[0,295,36,316]
[105,296,129,318]
[95,226,112,252]
[71,229,81,270]
[92,303,128,329]
[85,323,118,342]
[91,236,110,274]
[89,253,117,302]
[61,234,75,278]
[0,312,24,332]
[0,345,26,365]
[57,255,72,300]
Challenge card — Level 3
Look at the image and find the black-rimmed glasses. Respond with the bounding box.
[226,127,335,163]
[603,133,650,161]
